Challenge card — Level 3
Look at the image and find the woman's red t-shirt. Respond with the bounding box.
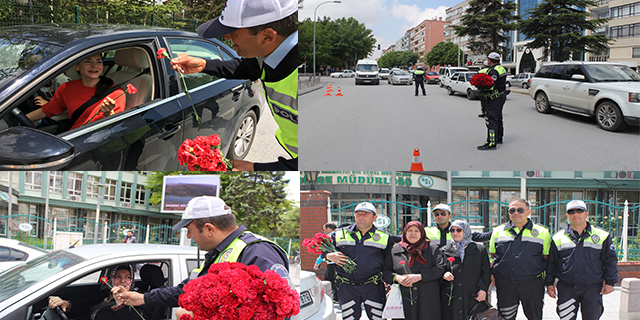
[42,79,126,129]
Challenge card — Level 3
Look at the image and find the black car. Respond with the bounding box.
[0,24,263,170]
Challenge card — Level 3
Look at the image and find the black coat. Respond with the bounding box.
[384,242,445,320]
[440,242,491,320]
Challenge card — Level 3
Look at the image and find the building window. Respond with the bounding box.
[104,179,117,201]
[87,175,101,198]
[135,185,146,205]
[610,2,640,19]
[24,172,42,191]
[610,23,640,38]
[67,172,83,197]
[121,182,132,206]
[49,172,63,194]
[633,47,640,58]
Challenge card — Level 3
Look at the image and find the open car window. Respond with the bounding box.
[165,38,226,90]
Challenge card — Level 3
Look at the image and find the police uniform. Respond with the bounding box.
[202,31,299,170]
[143,225,290,307]
[477,67,489,117]
[479,60,508,149]
[414,68,426,96]
[546,223,618,320]
[490,219,551,320]
[327,224,392,320]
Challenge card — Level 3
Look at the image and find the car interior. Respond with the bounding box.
[31,261,174,320]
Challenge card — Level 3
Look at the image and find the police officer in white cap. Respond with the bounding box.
[170,0,299,171]
[545,200,618,320]
[325,202,393,320]
[113,196,290,318]
[425,203,492,248]
[478,52,508,150]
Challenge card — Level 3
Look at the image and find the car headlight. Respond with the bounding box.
[630,92,640,103]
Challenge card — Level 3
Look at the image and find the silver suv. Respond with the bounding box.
[529,62,640,131]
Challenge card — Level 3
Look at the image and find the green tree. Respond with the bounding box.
[519,0,610,62]
[454,0,519,56]
[378,50,419,68]
[425,41,462,67]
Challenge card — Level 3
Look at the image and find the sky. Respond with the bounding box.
[283,171,300,203]
[299,0,457,59]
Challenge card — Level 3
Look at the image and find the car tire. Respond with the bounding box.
[447,86,454,95]
[439,81,444,88]
[228,110,257,160]
[467,89,475,100]
[522,83,528,89]
[535,92,553,114]
[506,82,511,88]
[596,101,628,132]
[338,75,342,78]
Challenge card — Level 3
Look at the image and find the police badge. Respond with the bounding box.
[592,234,600,244]
[372,233,381,241]
[531,229,539,237]
[219,248,234,262]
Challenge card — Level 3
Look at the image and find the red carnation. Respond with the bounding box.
[177,134,232,171]
[157,48,169,60]
[447,257,455,262]
[126,83,137,94]
[470,73,494,88]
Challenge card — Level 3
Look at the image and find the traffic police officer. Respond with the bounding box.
[424,203,492,248]
[325,202,393,320]
[170,0,299,170]
[113,196,290,318]
[477,61,490,118]
[490,198,551,320]
[546,200,618,320]
[414,66,427,96]
[478,52,508,150]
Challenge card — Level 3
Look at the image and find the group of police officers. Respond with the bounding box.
[323,199,619,320]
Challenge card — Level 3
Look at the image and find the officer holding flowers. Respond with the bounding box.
[478,52,508,150]
[324,202,393,320]
[545,200,618,320]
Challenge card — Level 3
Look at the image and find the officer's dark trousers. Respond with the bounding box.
[325,264,337,301]
[555,281,604,320]
[415,81,426,95]
[495,277,545,320]
[484,93,506,144]
[338,282,385,320]
[480,95,487,115]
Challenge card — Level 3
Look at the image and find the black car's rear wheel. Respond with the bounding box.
[228,110,257,160]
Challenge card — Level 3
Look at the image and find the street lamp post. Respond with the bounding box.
[313,0,341,79]
[92,184,106,244]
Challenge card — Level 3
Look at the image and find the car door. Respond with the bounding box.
[163,37,254,161]
[451,73,463,92]
[545,65,567,106]
[561,65,591,112]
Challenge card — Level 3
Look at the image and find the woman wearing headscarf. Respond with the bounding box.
[49,264,150,320]
[384,221,445,320]
[440,220,491,320]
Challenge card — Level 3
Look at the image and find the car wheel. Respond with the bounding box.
[535,92,552,114]
[506,82,511,88]
[447,86,454,95]
[338,75,342,78]
[228,110,257,160]
[439,81,444,88]
[522,83,528,89]
[467,89,475,100]
[596,101,628,132]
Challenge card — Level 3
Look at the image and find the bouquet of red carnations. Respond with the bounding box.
[177,134,232,171]
[470,73,494,88]
[178,262,300,320]
[302,233,357,273]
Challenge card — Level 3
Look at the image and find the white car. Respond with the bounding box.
[388,70,412,85]
[439,66,469,87]
[0,238,48,273]
[329,70,355,78]
[293,270,335,320]
[530,62,640,131]
[378,68,391,80]
[446,72,480,100]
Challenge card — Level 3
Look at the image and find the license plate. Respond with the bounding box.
[300,291,313,308]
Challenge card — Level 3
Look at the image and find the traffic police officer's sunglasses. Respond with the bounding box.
[433,211,448,217]
[508,207,526,214]
[567,209,585,215]
[450,228,464,233]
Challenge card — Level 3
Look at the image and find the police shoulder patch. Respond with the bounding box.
[219,248,234,262]
[531,229,539,237]
[270,263,290,280]
[610,243,615,250]
[372,233,381,241]
[591,234,600,244]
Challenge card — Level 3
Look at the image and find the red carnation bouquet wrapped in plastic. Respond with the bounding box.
[302,233,357,273]
[178,134,232,171]
[178,262,300,320]
[470,73,494,89]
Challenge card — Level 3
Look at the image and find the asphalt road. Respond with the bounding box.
[299,78,640,170]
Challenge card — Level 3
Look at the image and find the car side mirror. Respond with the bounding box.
[0,127,75,170]
[571,74,585,81]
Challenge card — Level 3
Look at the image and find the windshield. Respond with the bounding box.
[394,71,409,76]
[0,37,60,88]
[427,72,438,75]
[357,64,378,72]
[0,250,85,303]
[466,73,478,81]
[584,64,640,82]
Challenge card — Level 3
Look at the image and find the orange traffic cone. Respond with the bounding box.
[327,84,333,92]
[324,87,332,96]
[410,148,424,171]
[335,87,343,96]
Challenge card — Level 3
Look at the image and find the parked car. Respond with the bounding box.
[425,71,440,84]
[293,270,335,320]
[329,70,355,78]
[439,66,469,87]
[388,70,412,85]
[529,62,640,131]
[0,24,264,170]
[446,72,480,99]
[0,244,204,319]
[0,239,48,273]
[508,73,534,89]
[378,68,391,80]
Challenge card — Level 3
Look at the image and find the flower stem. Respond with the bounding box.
[178,71,201,129]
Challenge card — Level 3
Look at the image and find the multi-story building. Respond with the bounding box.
[592,0,640,66]
[395,30,412,52]
[409,18,451,68]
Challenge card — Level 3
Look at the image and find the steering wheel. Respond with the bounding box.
[42,306,69,320]
[11,108,36,128]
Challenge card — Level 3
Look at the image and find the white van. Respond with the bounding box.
[439,66,469,87]
[355,59,380,85]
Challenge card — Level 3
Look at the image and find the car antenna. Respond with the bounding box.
[68,239,80,249]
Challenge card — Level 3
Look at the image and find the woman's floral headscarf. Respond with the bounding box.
[399,221,429,267]
[450,220,473,262]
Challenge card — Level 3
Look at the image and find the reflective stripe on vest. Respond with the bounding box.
[261,68,298,157]
[479,68,489,74]
[335,228,389,248]
[553,227,609,251]
[425,226,452,245]
[488,65,507,92]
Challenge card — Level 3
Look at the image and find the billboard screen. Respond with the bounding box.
[161,175,221,212]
